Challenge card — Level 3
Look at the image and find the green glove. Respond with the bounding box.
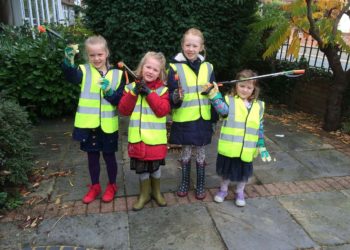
[100,78,113,96]
[257,138,265,148]
[257,138,271,162]
[258,147,271,162]
[64,44,79,67]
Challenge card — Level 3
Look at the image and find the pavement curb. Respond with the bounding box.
[2,175,350,223]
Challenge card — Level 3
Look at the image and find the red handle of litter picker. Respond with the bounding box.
[293,69,305,75]
[117,62,124,69]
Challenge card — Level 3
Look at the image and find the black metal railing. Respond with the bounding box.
[277,36,350,72]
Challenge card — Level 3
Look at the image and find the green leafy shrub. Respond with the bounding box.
[0,23,92,119]
[0,96,32,211]
[83,0,259,80]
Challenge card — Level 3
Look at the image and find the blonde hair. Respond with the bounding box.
[230,69,260,101]
[84,35,110,62]
[134,51,167,82]
[181,28,207,59]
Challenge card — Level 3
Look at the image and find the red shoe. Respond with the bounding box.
[102,183,118,203]
[82,184,101,204]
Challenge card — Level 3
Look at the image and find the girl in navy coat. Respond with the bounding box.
[167,28,216,200]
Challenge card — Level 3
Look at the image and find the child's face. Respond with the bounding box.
[236,81,255,101]
[182,34,203,62]
[142,57,161,83]
[86,43,108,71]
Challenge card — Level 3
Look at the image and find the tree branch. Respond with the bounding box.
[306,0,323,47]
[332,2,350,36]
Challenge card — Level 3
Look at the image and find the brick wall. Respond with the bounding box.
[290,78,331,117]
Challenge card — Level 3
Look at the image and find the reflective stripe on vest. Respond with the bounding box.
[170,62,213,122]
[74,64,122,133]
[125,83,168,145]
[218,96,264,162]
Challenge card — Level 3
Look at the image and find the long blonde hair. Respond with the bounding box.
[230,69,260,101]
[134,52,167,82]
[181,28,207,59]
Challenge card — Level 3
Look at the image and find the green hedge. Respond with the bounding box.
[0,23,91,119]
[0,96,33,211]
[83,0,259,80]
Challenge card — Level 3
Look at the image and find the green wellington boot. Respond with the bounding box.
[133,178,151,211]
[151,177,167,207]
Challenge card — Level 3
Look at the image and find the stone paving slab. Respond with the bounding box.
[26,213,129,250]
[324,245,350,250]
[278,191,350,245]
[254,148,350,184]
[0,222,37,250]
[207,197,317,250]
[289,149,350,178]
[265,125,334,152]
[254,151,315,183]
[128,203,225,250]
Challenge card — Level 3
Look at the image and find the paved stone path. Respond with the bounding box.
[1,116,350,250]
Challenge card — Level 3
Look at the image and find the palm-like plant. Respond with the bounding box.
[252,0,350,131]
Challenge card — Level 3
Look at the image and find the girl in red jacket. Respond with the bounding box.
[118,52,170,211]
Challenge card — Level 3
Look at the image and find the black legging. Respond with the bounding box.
[87,151,118,184]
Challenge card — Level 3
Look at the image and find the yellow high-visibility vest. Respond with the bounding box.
[74,64,122,133]
[218,95,264,162]
[125,83,168,145]
[169,62,213,122]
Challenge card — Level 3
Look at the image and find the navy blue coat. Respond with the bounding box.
[167,53,218,146]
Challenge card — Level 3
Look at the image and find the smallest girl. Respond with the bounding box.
[207,69,271,207]
[118,52,170,211]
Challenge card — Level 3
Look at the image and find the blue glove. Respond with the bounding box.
[257,138,271,162]
[100,78,113,96]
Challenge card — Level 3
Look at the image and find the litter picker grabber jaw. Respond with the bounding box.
[117,62,141,85]
[201,69,305,95]
[38,25,76,49]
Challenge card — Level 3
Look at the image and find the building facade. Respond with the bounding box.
[0,0,81,27]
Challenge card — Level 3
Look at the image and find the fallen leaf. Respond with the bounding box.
[55,197,61,205]
[32,182,40,188]
[68,178,74,187]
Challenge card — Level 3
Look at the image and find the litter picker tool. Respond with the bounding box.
[201,69,305,95]
[38,25,78,52]
[38,25,65,41]
[117,62,140,84]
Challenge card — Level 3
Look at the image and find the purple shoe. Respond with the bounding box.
[235,192,246,207]
[214,190,228,203]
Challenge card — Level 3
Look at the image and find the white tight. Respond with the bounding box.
[220,178,246,194]
[139,168,161,180]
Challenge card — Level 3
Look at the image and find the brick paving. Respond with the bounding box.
[2,175,350,223]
